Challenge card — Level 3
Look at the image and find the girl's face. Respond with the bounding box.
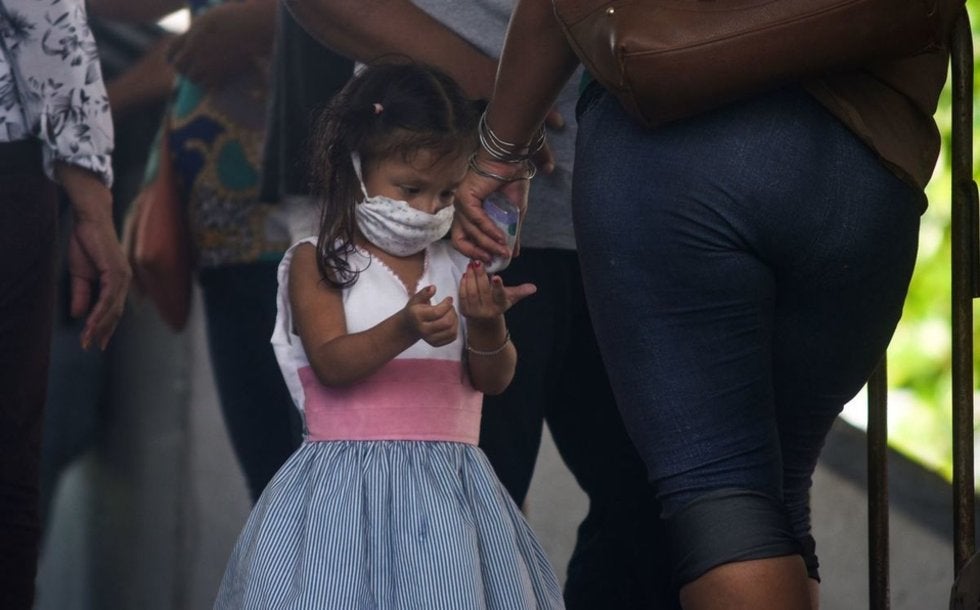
[363,149,469,215]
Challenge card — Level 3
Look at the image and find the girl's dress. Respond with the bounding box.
[214,237,565,609]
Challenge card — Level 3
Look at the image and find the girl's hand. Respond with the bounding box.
[458,260,536,321]
[401,285,459,347]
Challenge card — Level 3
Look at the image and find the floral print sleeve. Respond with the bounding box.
[0,0,113,186]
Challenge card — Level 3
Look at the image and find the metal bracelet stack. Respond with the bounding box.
[478,112,546,162]
[473,111,544,181]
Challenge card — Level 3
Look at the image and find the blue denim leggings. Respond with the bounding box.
[572,85,922,585]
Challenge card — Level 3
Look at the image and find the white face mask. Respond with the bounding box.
[351,153,454,257]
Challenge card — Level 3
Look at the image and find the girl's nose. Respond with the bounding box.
[423,196,444,214]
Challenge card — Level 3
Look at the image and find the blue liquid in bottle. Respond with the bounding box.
[482,192,520,273]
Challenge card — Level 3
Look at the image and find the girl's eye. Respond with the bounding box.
[440,190,456,202]
[400,186,421,196]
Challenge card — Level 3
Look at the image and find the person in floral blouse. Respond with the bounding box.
[0,0,130,607]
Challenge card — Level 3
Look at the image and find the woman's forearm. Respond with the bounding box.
[485,0,580,145]
[284,0,498,100]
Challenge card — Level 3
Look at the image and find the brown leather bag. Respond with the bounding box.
[553,0,951,127]
[122,125,193,332]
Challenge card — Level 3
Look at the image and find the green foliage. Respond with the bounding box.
[884,0,980,480]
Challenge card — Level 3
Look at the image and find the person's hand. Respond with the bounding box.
[401,285,459,347]
[166,3,271,89]
[458,259,536,321]
[56,164,131,351]
[452,156,530,263]
[532,108,566,175]
[105,36,177,120]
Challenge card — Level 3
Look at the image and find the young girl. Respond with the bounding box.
[213,63,564,609]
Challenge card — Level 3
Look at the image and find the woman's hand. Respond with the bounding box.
[451,156,530,263]
[458,259,536,321]
[56,163,132,351]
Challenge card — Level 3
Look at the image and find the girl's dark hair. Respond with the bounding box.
[308,60,480,288]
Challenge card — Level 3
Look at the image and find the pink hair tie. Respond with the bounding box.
[373,103,384,115]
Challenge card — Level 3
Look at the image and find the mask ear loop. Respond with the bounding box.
[350,152,371,200]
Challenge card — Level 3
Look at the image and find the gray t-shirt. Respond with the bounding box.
[412,0,579,250]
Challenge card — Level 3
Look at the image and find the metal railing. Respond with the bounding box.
[867,8,976,610]
[868,360,890,609]
[949,7,980,609]
[950,5,978,577]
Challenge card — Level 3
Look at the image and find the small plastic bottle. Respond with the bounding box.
[482,192,520,273]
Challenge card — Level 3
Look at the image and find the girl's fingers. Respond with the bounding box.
[408,285,435,306]
[427,331,455,347]
[469,262,495,311]
[458,269,471,305]
[502,282,537,309]
[458,272,478,318]
[463,264,479,306]
[429,303,458,331]
[436,297,456,321]
[423,311,458,345]
[417,296,453,321]
[471,260,491,306]
[491,275,509,309]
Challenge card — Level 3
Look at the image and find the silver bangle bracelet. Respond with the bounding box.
[468,154,537,182]
[466,330,511,356]
[479,112,545,163]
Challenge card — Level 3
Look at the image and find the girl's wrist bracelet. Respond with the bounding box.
[466,330,511,356]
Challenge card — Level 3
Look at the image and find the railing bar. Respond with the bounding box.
[950,7,976,576]
[868,359,889,610]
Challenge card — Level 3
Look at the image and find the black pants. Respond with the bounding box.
[479,248,680,609]
[0,140,58,610]
[199,261,302,502]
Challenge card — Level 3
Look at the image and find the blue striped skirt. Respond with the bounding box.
[214,441,565,609]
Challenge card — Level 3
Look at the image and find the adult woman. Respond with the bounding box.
[0,1,130,607]
[452,1,956,608]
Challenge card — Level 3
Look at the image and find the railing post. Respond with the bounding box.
[868,359,889,610]
[950,7,977,579]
